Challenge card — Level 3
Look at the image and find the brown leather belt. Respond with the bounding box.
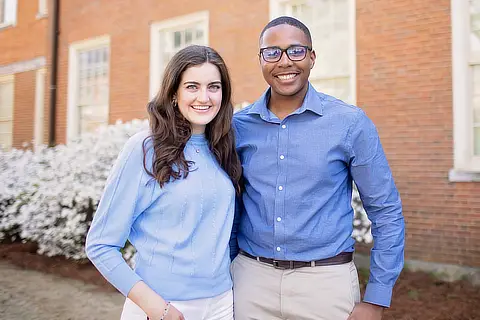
[239,250,353,269]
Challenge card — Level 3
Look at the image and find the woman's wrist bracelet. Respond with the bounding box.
[146,301,171,320]
[160,302,171,320]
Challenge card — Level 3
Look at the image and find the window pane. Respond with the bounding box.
[95,48,102,64]
[174,31,182,49]
[0,0,5,24]
[474,127,480,155]
[334,0,349,30]
[312,0,350,78]
[474,64,480,96]
[292,4,299,15]
[196,27,204,40]
[472,2,480,156]
[38,0,47,15]
[157,21,207,90]
[0,121,12,148]
[474,98,480,123]
[292,4,309,18]
[473,64,480,156]
[317,0,330,20]
[471,0,480,53]
[163,51,174,65]
[0,103,12,118]
[288,2,312,28]
[162,23,206,64]
[77,46,109,135]
[185,28,193,44]
[79,105,109,134]
[78,46,109,106]
[311,77,350,103]
[281,0,352,103]
[0,81,13,119]
[0,121,12,133]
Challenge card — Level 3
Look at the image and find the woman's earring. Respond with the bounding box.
[172,98,177,106]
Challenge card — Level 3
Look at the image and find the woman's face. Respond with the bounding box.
[176,62,223,134]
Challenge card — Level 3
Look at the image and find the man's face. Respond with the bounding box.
[259,24,316,97]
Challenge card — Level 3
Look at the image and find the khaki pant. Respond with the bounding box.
[231,254,360,320]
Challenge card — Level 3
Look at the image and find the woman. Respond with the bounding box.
[85,45,242,320]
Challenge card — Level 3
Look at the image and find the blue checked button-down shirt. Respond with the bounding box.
[232,83,405,307]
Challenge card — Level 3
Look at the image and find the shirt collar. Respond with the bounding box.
[247,82,325,118]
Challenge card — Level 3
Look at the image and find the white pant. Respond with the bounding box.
[120,290,233,320]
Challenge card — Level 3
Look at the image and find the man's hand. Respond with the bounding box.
[347,302,384,320]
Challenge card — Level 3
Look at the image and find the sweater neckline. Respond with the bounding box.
[188,133,208,146]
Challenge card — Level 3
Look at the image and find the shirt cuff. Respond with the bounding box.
[363,282,393,308]
[107,261,143,297]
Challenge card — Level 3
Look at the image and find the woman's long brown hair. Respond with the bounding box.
[143,45,242,195]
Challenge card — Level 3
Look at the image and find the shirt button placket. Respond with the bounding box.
[274,121,288,259]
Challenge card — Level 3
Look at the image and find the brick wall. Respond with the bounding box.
[0,2,48,65]
[0,0,48,147]
[2,0,479,267]
[54,0,270,143]
[12,70,35,148]
[357,0,480,267]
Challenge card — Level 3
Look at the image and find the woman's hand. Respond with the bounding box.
[128,281,185,320]
[164,304,185,320]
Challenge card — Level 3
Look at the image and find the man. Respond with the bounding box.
[231,16,405,320]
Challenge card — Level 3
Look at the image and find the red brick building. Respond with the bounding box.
[1,1,479,271]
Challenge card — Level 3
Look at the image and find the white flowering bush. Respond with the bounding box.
[352,184,373,244]
[0,118,371,263]
[0,147,37,242]
[0,119,148,260]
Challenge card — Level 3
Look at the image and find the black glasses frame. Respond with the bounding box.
[259,45,313,63]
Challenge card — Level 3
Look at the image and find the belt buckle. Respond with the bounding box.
[272,260,283,269]
[272,260,293,269]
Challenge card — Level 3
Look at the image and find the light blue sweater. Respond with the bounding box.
[85,131,235,301]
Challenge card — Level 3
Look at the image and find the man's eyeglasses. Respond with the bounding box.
[259,45,312,63]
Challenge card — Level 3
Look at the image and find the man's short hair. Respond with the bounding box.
[259,16,312,46]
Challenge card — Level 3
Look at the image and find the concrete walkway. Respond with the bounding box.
[0,261,124,320]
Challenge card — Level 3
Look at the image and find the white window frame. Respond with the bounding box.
[450,0,480,181]
[67,35,110,141]
[0,0,18,29]
[37,0,47,18]
[0,74,14,149]
[149,11,209,100]
[269,0,357,104]
[34,68,46,147]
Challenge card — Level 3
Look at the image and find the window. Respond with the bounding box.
[472,2,480,158]
[0,0,17,28]
[149,11,209,99]
[0,75,14,149]
[67,36,110,140]
[269,0,356,104]
[451,0,480,178]
[0,0,4,24]
[34,69,46,147]
[37,0,47,17]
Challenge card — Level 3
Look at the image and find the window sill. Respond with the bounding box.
[0,23,14,31]
[36,13,48,20]
[448,169,480,182]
